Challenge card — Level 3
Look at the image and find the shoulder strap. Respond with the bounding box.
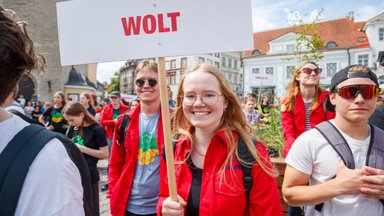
[368,125,384,207]
[55,133,93,216]
[367,124,384,170]
[0,124,55,215]
[237,137,256,203]
[117,112,131,146]
[315,121,355,169]
[162,133,180,161]
[8,109,44,126]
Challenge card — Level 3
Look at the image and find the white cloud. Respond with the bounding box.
[96,61,126,83]
[356,6,384,21]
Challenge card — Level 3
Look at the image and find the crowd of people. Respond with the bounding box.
[1,5,384,216]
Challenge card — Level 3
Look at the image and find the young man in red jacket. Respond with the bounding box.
[100,91,130,149]
[100,91,129,192]
[108,59,168,216]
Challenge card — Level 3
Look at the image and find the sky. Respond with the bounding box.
[96,0,384,83]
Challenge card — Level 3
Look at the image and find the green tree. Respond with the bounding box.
[108,71,120,93]
[283,9,325,62]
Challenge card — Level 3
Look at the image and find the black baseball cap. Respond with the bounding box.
[326,65,379,112]
[109,91,121,98]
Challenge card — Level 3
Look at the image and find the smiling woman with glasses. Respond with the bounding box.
[159,64,282,215]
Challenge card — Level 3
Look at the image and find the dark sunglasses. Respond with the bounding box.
[302,67,322,75]
[135,79,158,87]
[334,85,379,100]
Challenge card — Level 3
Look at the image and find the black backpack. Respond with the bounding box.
[314,120,384,212]
[0,124,93,216]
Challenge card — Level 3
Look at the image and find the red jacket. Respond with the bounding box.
[157,129,282,216]
[100,103,129,139]
[281,91,335,158]
[107,104,167,216]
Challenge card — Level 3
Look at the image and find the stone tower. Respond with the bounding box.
[1,0,90,102]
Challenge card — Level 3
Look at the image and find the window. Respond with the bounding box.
[252,50,261,55]
[181,58,187,68]
[358,54,369,67]
[326,63,337,77]
[214,53,220,57]
[228,59,232,68]
[357,37,366,42]
[265,67,274,75]
[222,57,226,67]
[252,68,260,74]
[379,28,384,41]
[286,65,294,79]
[235,75,238,83]
[326,41,338,48]
[234,60,238,69]
[165,61,169,70]
[286,44,295,54]
[214,61,220,68]
[199,57,205,64]
[170,73,176,84]
[228,74,232,83]
[170,60,176,69]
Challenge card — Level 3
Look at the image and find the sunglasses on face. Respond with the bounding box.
[334,85,379,100]
[302,67,322,75]
[135,78,158,87]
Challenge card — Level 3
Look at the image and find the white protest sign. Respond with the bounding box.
[56,0,253,65]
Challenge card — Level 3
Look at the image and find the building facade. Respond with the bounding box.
[164,52,242,97]
[242,12,384,102]
[2,0,99,103]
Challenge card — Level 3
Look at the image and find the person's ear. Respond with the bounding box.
[329,93,337,107]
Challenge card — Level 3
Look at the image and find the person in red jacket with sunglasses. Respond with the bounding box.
[280,61,335,216]
[108,59,168,216]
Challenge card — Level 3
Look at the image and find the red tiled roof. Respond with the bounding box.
[243,18,369,58]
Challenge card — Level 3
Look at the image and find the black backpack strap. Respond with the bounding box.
[314,121,355,212]
[368,125,384,208]
[117,112,131,146]
[8,109,44,126]
[0,124,55,215]
[315,121,355,169]
[237,137,256,203]
[162,133,180,161]
[367,124,384,170]
[55,133,93,216]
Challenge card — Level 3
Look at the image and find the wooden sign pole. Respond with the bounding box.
[156,57,177,201]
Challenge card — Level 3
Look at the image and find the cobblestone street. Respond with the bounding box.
[98,159,110,216]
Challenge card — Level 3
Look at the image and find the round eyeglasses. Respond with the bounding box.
[182,91,223,106]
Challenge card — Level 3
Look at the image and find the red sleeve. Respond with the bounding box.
[281,108,296,158]
[249,143,282,216]
[100,108,116,126]
[107,115,124,198]
[325,110,335,120]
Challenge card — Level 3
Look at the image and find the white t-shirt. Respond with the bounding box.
[286,120,384,216]
[0,115,84,216]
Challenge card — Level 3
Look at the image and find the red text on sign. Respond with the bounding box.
[121,12,180,36]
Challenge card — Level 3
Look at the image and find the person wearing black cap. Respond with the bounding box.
[283,65,384,216]
[100,91,129,149]
[99,91,129,192]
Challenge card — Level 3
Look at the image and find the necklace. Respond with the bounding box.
[193,145,206,157]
